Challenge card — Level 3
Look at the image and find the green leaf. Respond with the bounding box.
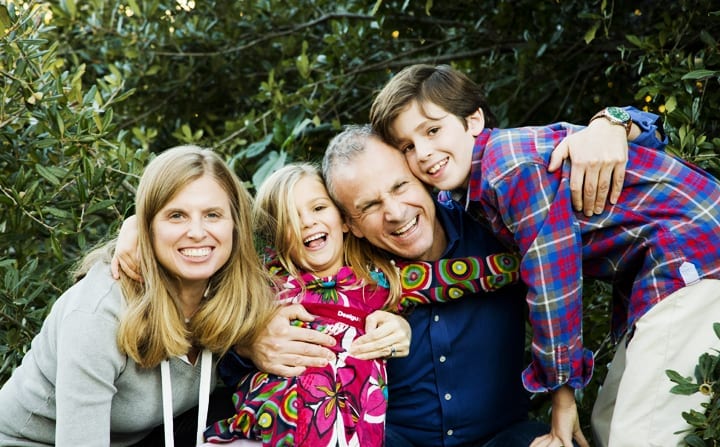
[625,34,643,47]
[666,369,690,384]
[296,52,310,79]
[4,265,19,292]
[584,21,600,44]
[683,434,706,447]
[36,164,60,186]
[682,70,719,80]
[242,134,274,158]
[665,96,677,114]
[0,5,11,35]
[87,199,115,214]
[670,383,700,395]
[50,234,62,260]
[60,0,77,20]
[252,151,287,189]
[44,206,72,219]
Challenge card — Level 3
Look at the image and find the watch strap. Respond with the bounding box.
[590,107,632,136]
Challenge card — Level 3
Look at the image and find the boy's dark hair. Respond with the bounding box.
[370,64,497,147]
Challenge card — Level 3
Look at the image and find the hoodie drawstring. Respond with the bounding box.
[161,348,213,446]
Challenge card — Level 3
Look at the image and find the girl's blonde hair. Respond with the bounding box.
[253,162,403,309]
[81,145,276,368]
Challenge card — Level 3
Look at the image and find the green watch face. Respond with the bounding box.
[606,106,630,123]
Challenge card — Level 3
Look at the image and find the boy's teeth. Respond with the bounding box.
[181,247,211,257]
[428,158,448,175]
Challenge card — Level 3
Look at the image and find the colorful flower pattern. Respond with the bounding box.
[205,253,520,446]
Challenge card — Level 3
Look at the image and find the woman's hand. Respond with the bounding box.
[110,215,142,282]
[349,310,411,360]
[235,304,336,377]
[548,118,629,216]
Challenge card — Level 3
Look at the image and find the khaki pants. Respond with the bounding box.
[591,279,720,447]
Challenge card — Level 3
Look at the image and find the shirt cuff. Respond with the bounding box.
[521,346,594,393]
[218,350,255,388]
[623,106,668,150]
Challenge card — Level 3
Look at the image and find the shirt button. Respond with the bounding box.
[444,393,452,400]
[434,315,440,322]
[439,355,446,363]
[447,429,454,436]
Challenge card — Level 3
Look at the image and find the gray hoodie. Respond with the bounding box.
[0,262,217,446]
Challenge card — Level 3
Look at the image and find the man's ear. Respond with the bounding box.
[346,219,364,238]
[467,108,486,136]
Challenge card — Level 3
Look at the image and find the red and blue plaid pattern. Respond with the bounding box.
[462,123,720,393]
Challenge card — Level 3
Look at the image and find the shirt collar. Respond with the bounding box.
[434,199,464,258]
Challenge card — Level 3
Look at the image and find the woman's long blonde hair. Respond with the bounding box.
[253,162,402,308]
[85,145,275,368]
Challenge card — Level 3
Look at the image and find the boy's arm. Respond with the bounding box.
[475,136,593,446]
[624,106,667,149]
[548,106,666,216]
[393,253,521,311]
[499,165,592,393]
[532,385,590,447]
[469,130,593,393]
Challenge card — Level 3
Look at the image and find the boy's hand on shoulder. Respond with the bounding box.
[548,119,628,216]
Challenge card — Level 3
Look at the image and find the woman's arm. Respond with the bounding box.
[55,303,124,443]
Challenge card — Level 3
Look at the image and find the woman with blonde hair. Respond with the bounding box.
[0,145,275,446]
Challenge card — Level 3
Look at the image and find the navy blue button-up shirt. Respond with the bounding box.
[386,199,529,446]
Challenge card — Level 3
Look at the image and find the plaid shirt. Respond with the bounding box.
[459,123,720,393]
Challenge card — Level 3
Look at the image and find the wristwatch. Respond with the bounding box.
[589,106,632,136]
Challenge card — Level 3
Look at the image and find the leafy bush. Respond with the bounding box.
[667,323,720,446]
[1,1,719,443]
[0,2,148,379]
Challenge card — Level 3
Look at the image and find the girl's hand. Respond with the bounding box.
[349,310,411,360]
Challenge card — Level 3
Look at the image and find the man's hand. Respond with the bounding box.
[548,118,629,216]
[530,385,590,447]
[349,310,411,360]
[235,304,336,377]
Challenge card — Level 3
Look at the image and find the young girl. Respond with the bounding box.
[201,163,521,446]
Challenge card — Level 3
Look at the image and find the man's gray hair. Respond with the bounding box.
[321,123,375,211]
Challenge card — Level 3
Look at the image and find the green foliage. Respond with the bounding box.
[1,0,719,443]
[0,2,148,380]
[667,323,720,446]
[613,3,720,177]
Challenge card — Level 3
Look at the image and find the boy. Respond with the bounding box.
[370,64,720,447]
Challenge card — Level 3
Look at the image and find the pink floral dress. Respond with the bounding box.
[204,254,520,446]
